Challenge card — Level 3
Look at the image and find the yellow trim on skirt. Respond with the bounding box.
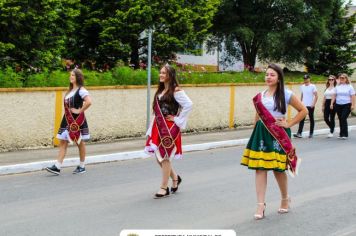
[241,148,287,171]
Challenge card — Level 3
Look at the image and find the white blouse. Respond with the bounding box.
[146,90,193,136]
[324,87,336,100]
[65,87,89,99]
[261,89,293,118]
[335,84,355,105]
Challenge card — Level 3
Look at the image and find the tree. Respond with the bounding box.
[0,0,80,70]
[210,0,333,69]
[305,1,355,76]
[64,1,131,69]
[68,0,220,69]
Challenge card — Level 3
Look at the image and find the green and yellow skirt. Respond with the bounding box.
[241,120,291,172]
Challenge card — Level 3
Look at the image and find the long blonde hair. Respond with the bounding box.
[338,73,350,84]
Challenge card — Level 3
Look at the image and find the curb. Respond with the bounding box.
[1,126,355,176]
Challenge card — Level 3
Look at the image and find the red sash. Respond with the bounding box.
[153,98,180,159]
[64,101,86,145]
[253,93,300,177]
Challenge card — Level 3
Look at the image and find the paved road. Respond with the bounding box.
[1,132,356,236]
[3,118,356,166]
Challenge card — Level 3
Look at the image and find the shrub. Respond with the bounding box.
[47,70,69,87]
[0,67,23,87]
[112,66,134,85]
[0,66,328,88]
[24,71,49,87]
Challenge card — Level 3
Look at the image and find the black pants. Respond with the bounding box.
[297,106,315,135]
[335,103,351,137]
[324,99,336,133]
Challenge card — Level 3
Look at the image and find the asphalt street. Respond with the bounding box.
[0,131,355,236]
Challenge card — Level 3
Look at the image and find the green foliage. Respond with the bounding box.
[305,1,356,76]
[178,71,326,84]
[0,67,326,88]
[47,70,71,87]
[0,67,23,87]
[66,0,220,69]
[210,0,333,68]
[0,0,80,70]
[112,66,159,85]
[24,71,50,87]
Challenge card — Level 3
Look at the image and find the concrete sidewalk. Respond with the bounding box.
[1,117,355,175]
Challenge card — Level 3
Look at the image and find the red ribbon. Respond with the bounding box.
[64,101,86,145]
[153,98,180,159]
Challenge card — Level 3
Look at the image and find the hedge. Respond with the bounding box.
[0,66,327,88]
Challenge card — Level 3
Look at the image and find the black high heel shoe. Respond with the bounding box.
[154,187,170,199]
[171,175,182,193]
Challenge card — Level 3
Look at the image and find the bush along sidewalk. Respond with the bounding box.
[0,66,327,88]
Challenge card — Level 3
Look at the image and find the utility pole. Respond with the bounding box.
[146,29,152,130]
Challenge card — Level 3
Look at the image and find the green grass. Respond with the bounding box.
[178,71,326,84]
[0,66,327,88]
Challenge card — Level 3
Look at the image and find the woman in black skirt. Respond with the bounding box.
[46,69,92,175]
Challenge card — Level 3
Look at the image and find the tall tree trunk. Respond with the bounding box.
[240,41,258,71]
[130,39,140,69]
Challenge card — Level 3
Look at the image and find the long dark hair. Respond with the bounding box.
[152,65,179,108]
[67,69,84,94]
[326,75,336,89]
[268,63,286,114]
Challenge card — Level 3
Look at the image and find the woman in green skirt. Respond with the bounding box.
[241,64,307,220]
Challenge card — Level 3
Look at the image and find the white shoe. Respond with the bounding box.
[254,203,266,220]
[327,133,334,138]
[278,197,291,214]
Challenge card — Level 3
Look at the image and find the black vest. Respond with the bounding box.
[66,88,84,109]
[158,95,180,116]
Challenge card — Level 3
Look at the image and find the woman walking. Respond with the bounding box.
[322,75,337,137]
[331,73,355,139]
[145,65,193,198]
[46,69,92,175]
[241,64,307,220]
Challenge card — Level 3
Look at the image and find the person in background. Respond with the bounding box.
[322,75,337,137]
[293,74,318,138]
[331,73,355,139]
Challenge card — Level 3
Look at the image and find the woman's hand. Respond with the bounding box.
[275,117,289,128]
[330,104,334,110]
[166,115,175,122]
[70,108,81,114]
